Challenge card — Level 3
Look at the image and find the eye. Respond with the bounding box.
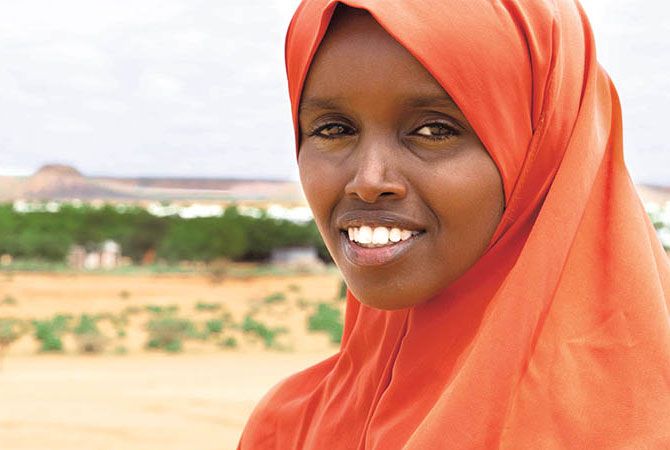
[309,123,356,139]
[411,123,459,140]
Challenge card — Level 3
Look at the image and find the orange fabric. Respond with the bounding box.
[238,0,670,448]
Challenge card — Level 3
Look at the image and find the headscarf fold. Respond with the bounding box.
[239,0,670,448]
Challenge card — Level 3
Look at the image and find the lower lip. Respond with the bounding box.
[341,231,423,267]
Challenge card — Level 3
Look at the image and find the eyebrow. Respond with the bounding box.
[406,93,457,108]
[299,92,459,113]
[299,97,342,113]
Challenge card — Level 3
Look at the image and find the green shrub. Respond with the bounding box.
[195,302,221,311]
[287,284,300,292]
[0,319,24,357]
[0,202,326,264]
[119,290,131,299]
[145,317,194,352]
[308,303,344,344]
[73,314,108,354]
[165,340,182,352]
[221,312,234,324]
[74,314,99,335]
[33,318,68,353]
[123,306,141,315]
[206,319,224,334]
[220,336,237,348]
[146,338,161,349]
[1,295,17,306]
[241,315,287,349]
[145,304,178,315]
[263,292,286,304]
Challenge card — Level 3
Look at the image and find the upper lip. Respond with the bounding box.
[336,210,426,232]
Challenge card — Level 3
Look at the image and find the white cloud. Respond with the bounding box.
[0,0,188,39]
[45,117,94,134]
[138,72,183,100]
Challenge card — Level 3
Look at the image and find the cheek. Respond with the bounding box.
[298,150,341,235]
[429,152,504,245]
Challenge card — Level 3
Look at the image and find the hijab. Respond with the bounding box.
[239,0,670,448]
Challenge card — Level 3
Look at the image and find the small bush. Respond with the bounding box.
[287,284,300,292]
[145,317,193,352]
[221,312,234,324]
[242,315,287,349]
[74,314,99,336]
[52,314,73,331]
[1,296,17,306]
[73,314,108,354]
[0,318,24,352]
[146,338,161,349]
[263,292,286,304]
[220,336,237,348]
[297,298,310,309]
[77,334,108,354]
[123,306,141,315]
[206,319,224,334]
[308,303,344,344]
[145,304,179,315]
[195,302,221,311]
[164,340,182,352]
[119,290,131,299]
[33,318,68,353]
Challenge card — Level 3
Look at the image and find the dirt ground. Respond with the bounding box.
[0,271,343,449]
[0,352,332,450]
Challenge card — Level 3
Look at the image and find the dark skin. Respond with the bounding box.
[298,8,504,310]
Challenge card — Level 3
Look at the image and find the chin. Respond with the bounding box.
[348,285,429,311]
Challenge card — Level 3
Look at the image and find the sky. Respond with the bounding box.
[0,0,668,185]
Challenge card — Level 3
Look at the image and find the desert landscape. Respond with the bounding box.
[0,169,666,450]
[0,270,344,449]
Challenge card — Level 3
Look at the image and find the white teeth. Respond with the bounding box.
[346,225,419,246]
[357,226,373,244]
[372,227,389,245]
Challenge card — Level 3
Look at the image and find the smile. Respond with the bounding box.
[340,225,425,267]
[346,226,420,247]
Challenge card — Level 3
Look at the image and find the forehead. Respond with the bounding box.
[301,7,452,108]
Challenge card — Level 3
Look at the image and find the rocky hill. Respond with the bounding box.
[0,165,306,204]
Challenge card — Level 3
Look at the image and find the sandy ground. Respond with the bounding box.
[0,271,343,449]
[0,352,333,450]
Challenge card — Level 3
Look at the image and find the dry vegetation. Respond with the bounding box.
[0,269,344,449]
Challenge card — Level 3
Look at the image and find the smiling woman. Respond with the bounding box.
[239,0,670,448]
[298,9,504,310]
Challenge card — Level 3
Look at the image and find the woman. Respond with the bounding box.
[239,0,670,448]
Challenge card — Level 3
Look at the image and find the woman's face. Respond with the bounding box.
[298,9,504,310]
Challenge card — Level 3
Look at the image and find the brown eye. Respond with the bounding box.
[413,123,459,139]
[311,124,355,139]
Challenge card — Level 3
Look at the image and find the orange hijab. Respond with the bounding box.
[239,0,670,448]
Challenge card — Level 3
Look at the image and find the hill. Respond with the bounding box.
[0,165,306,205]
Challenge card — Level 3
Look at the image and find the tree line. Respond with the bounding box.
[0,203,328,263]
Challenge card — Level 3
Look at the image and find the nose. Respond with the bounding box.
[344,138,407,203]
